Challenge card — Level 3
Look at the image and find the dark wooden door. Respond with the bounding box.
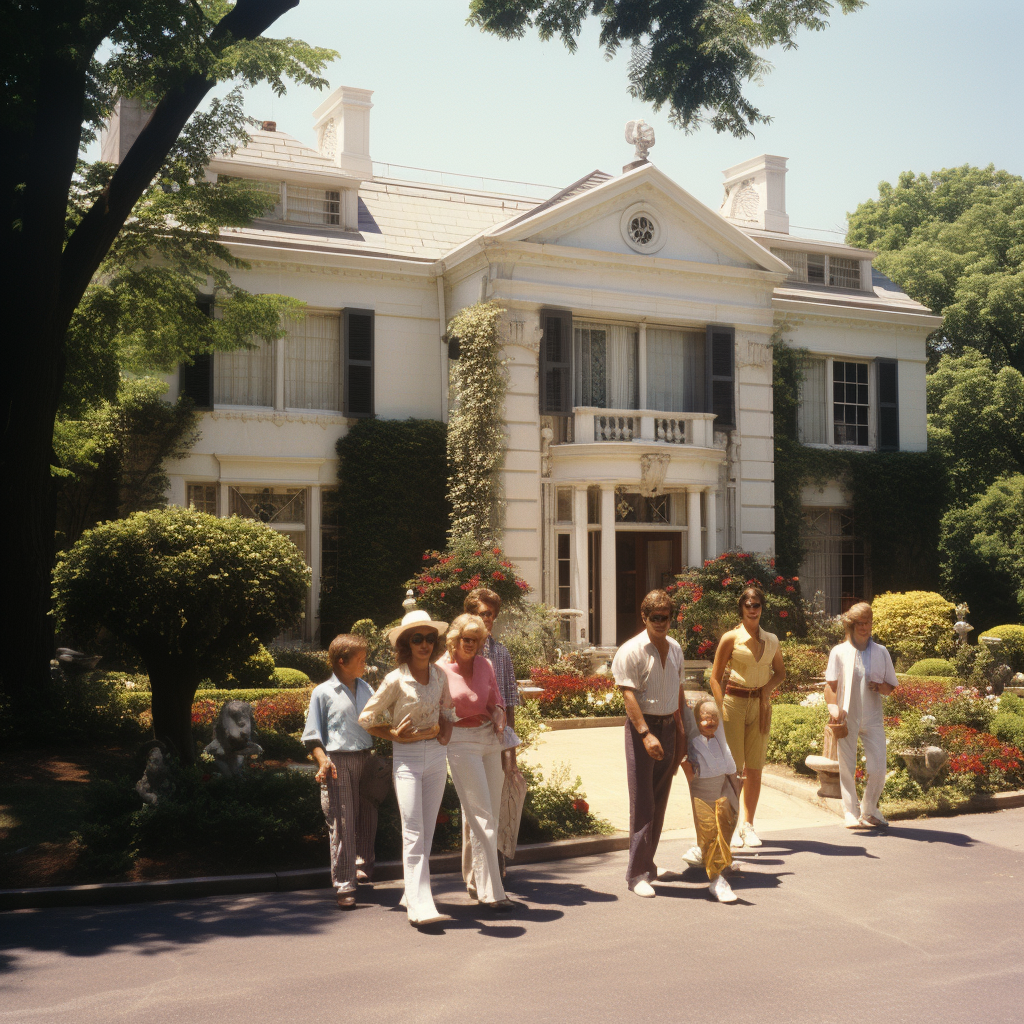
[615,532,683,644]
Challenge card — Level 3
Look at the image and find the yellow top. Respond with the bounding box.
[726,624,779,690]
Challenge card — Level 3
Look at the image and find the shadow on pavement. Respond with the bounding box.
[867,825,977,846]
[747,838,880,859]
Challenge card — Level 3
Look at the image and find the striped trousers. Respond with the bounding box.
[320,749,378,894]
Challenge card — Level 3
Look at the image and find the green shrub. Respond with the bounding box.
[997,693,1024,717]
[906,658,956,677]
[870,591,955,665]
[516,763,614,842]
[992,713,1024,751]
[500,602,561,679]
[766,703,828,773]
[272,667,310,689]
[780,642,828,687]
[268,645,331,683]
[978,624,1024,673]
[42,669,151,745]
[212,643,275,689]
[256,729,308,761]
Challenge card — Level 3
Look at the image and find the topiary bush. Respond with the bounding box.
[870,591,956,666]
[209,642,275,689]
[668,550,805,659]
[499,602,561,679]
[272,667,311,689]
[53,507,310,763]
[269,645,331,683]
[906,658,956,677]
[977,624,1024,673]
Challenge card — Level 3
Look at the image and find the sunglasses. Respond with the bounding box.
[409,633,438,646]
[743,602,762,610]
[647,614,670,624]
[459,635,481,644]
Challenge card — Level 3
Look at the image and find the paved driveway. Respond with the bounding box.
[2,810,1021,1024]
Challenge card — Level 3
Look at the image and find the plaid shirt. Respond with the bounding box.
[483,635,519,708]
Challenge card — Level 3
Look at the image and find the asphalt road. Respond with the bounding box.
[2,809,1022,1024]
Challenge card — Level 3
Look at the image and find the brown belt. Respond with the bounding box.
[642,712,676,723]
[725,684,762,698]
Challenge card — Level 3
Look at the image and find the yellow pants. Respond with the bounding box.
[722,692,770,773]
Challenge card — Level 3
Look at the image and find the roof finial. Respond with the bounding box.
[624,119,655,172]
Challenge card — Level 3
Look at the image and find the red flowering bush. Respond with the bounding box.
[936,725,1024,793]
[252,692,310,734]
[405,535,531,622]
[668,551,805,659]
[530,670,625,718]
[191,699,219,727]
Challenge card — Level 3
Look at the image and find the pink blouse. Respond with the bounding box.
[438,654,503,727]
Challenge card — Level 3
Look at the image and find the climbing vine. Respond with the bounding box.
[772,336,946,592]
[446,301,508,542]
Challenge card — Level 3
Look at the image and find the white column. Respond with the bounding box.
[218,482,230,518]
[705,486,718,560]
[687,487,703,568]
[309,484,322,643]
[274,338,286,411]
[572,486,589,644]
[638,322,648,410]
[600,486,617,647]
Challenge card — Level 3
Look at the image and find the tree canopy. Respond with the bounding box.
[468,0,864,136]
[846,165,1024,373]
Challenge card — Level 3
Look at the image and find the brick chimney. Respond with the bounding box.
[311,86,373,178]
[720,154,789,234]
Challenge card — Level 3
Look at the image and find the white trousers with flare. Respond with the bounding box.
[837,715,887,821]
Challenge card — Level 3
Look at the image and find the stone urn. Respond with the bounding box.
[805,721,841,799]
[899,716,949,791]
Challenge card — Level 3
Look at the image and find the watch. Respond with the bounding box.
[638,727,650,737]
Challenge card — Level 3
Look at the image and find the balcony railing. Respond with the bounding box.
[572,407,717,448]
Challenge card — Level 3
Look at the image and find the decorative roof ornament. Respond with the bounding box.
[625,119,656,163]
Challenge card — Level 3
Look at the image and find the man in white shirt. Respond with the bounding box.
[612,589,688,897]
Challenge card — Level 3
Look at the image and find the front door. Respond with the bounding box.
[615,532,682,644]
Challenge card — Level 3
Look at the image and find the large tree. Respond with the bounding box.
[1,1,332,719]
[846,165,1024,373]
[469,0,865,136]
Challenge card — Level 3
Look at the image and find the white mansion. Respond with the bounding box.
[103,86,940,647]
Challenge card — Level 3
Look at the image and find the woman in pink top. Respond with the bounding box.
[438,613,514,911]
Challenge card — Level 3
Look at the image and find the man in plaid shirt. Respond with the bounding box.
[463,587,520,890]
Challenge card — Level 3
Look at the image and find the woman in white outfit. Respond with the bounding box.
[437,613,514,912]
[824,602,898,829]
[358,609,452,927]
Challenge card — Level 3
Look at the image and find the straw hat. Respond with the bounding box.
[387,609,449,648]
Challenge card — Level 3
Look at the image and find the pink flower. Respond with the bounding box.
[493,547,501,555]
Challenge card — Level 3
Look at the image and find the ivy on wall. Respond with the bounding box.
[772,337,946,593]
[446,301,508,542]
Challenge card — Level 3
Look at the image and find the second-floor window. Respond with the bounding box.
[771,248,862,290]
[798,356,871,448]
[646,328,705,413]
[575,322,638,409]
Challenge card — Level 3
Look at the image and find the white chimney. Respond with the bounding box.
[99,96,151,165]
[312,86,373,179]
[720,154,788,234]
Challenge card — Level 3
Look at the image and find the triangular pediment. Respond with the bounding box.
[486,164,789,274]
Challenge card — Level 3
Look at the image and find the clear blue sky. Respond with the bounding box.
[220,1,1024,237]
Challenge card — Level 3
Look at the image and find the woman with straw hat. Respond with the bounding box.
[359,608,452,927]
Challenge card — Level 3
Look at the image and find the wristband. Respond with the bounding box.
[638,727,650,738]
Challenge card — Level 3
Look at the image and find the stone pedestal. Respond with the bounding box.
[805,721,841,798]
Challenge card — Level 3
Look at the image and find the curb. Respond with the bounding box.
[0,833,629,913]
[545,716,625,731]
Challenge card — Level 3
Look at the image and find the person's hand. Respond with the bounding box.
[392,714,414,737]
[436,717,453,747]
[315,759,337,784]
[491,705,506,735]
[828,706,847,725]
[680,760,696,782]
[759,698,772,735]
[642,732,664,761]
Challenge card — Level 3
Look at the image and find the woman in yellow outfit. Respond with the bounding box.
[708,586,785,849]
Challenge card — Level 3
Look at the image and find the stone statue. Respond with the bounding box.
[135,740,174,806]
[625,119,655,162]
[204,700,263,777]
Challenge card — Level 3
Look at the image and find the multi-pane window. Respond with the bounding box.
[833,361,869,447]
[284,313,341,410]
[556,533,571,608]
[555,487,573,523]
[797,357,828,444]
[221,176,343,227]
[615,492,671,524]
[187,483,217,514]
[214,340,274,407]
[574,322,638,409]
[229,486,307,525]
[770,248,862,290]
[799,508,865,616]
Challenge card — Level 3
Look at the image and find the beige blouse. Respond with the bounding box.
[726,624,780,691]
[357,663,450,732]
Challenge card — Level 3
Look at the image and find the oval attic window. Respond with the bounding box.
[619,204,665,254]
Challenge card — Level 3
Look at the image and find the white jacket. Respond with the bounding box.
[825,639,898,721]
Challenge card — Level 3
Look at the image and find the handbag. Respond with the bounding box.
[358,752,393,807]
[498,767,528,859]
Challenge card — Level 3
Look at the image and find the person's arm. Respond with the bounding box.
[676,694,694,780]
[867,644,898,696]
[302,690,337,779]
[481,659,506,734]
[759,646,786,734]
[621,687,664,761]
[824,648,846,723]
[709,634,735,706]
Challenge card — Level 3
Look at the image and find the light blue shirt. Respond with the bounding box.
[302,675,375,753]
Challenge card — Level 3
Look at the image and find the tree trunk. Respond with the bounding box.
[148,661,202,766]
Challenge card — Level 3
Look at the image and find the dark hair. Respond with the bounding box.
[641,589,672,618]
[394,630,443,667]
[465,587,502,615]
[737,586,766,616]
[329,634,368,667]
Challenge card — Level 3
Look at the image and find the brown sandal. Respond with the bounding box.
[337,894,356,908]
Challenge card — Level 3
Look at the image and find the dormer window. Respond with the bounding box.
[771,248,862,290]
[220,175,346,228]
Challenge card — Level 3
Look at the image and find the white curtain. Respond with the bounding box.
[213,341,273,407]
[646,328,704,412]
[285,313,341,410]
[798,356,827,443]
[575,322,637,409]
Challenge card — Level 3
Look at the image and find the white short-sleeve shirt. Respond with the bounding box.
[612,630,683,716]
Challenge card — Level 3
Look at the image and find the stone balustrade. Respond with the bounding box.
[572,407,717,448]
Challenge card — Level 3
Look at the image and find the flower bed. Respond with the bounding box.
[530,670,625,718]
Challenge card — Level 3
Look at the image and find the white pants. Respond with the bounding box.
[392,739,448,921]
[447,724,507,904]
[837,715,887,821]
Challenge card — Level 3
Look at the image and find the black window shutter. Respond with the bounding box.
[539,309,573,415]
[876,357,899,451]
[344,308,374,418]
[706,325,735,430]
[179,295,214,408]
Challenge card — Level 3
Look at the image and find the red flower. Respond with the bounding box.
[676,612,684,622]
[454,568,462,573]
[422,553,430,560]
[692,624,703,633]
[516,580,529,590]
[786,586,795,593]
[493,547,501,555]
[721,577,732,587]
[774,575,784,583]
[440,592,445,598]
[779,611,788,618]
[473,550,482,556]
[792,576,799,582]
[696,639,715,657]
[436,810,450,825]
[492,571,506,581]
[460,582,472,590]
[703,560,711,567]
[571,798,589,814]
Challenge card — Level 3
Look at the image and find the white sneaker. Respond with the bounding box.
[740,823,762,848]
[632,880,656,898]
[730,829,745,850]
[710,874,738,903]
[656,867,682,881]
[681,845,703,867]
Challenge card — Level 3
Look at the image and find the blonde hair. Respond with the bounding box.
[446,613,487,658]
[841,601,873,639]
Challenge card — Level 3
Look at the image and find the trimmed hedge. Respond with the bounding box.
[979,624,1024,673]
[272,667,311,689]
[906,658,956,677]
[123,687,313,717]
[269,645,331,683]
